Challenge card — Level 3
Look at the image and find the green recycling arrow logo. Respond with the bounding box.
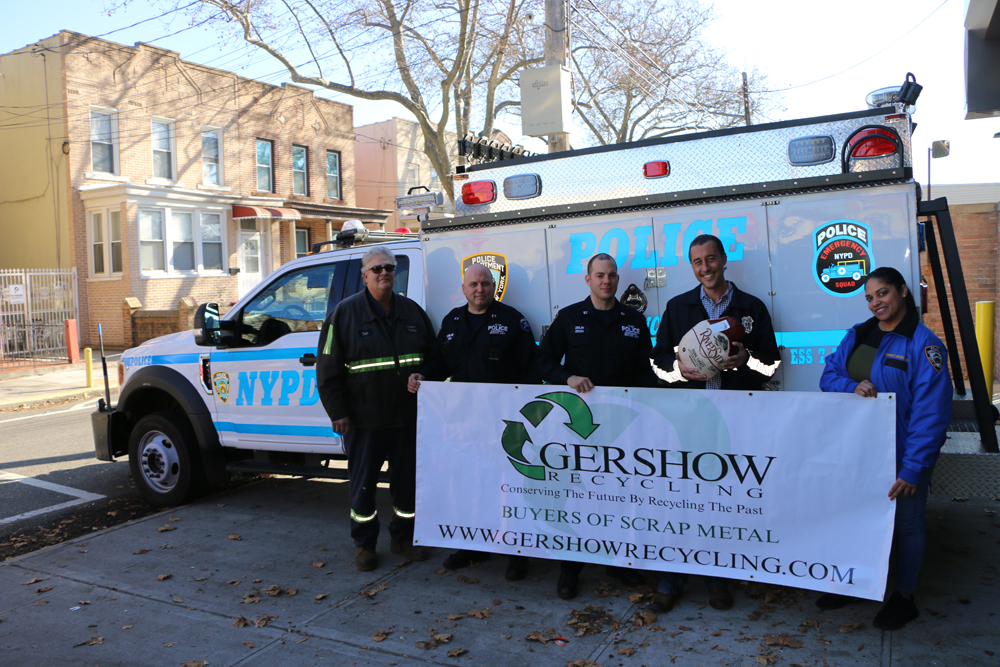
[502,391,600,480]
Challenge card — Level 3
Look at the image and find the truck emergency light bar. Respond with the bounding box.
[458,131,534,164]
[395,191,444,211]
[310,227,417,253]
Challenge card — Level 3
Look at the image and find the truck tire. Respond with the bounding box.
[821,274,830,283]
[129,412,205,508]
[852,272,862,280]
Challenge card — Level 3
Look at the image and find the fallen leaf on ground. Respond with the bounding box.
[23,578,44,585]
[800,618,820,630]
[415,633,452,650]
[35,601,47,606]
[360,583,387,600]
[133,549,149,555]
[456,575,479,584]
[233,616,251,628]
[122,625,132,630]
[241,593,261,604]
[156,525,176,532]
[315,593,329,601]
[595,581,621,597]
[492,599,503,606]
[254,615,276,628]
[312,562,325,568]
[252,579,262,583]
[243,641,255,648]
[446,614,464,621]
[263,585,283,597]
[838,621,864,633]
[180,662,208,667]
[172,598,184,603]
[618,645,636,656]
[567,661,605,667]
[434,568,447,575]
[36,586,53,593]
[764,633,804,648]
[227,580,241,585]
[374,629,393,642]
[447,648,468,657]
[467,608,492,619]
[168,517,180,521]
[525,630,551,644]
[72,636,104,648]
[568,605,619,637]
[631,611,656,627]
[164,642,176,647]
[678,625,693,631]
[228,533,242,541]
[629,592,645,604]
[157,574,172,581]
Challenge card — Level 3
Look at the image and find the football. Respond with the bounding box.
[676,317,746,379]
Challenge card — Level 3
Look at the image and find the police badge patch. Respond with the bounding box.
[213,371,231,403]
[924,346,944,372]
[742,316,753,335]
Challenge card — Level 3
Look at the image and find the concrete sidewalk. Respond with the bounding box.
[1,477,997,667]
[0,359,119,411]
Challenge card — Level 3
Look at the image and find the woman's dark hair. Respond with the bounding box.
[864,266,917,313]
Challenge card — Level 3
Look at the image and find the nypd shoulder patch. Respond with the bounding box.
[924,346,943,372]
[519,317,530,332]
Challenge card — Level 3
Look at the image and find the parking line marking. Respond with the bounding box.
[0,470,105,526]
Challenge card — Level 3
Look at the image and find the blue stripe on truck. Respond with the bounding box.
[214,421,342,438]
[774,330,848,349]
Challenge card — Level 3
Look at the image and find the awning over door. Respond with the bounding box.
[232,205,301,220]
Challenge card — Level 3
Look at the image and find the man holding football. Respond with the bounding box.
[537,253,659,600]
[649,233,781,612]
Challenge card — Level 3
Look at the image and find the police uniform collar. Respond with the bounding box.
[363,288,397,321]
[581,296,623,316]
[853,306,919,344]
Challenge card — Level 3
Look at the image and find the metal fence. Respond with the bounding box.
[0,268,79,369]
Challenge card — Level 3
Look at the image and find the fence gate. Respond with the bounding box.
[0,268,79,369]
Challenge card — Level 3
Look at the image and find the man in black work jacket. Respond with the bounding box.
[408,263,538,581]
[317,245,436,572]
[648,233,780,614]
[536,253,658,600]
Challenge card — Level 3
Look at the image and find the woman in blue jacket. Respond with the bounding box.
[818,267,952,630]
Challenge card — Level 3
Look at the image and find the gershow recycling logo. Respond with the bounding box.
[502,392,598,480]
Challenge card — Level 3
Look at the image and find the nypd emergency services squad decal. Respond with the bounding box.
[813,219,875,298]
[462,253,508,301]
[213,371,231,403]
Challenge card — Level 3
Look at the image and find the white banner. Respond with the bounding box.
[415,383,896,601]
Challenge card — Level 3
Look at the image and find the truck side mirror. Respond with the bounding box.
[193,302,221,346]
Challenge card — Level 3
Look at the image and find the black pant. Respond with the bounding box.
[344,423,416,547]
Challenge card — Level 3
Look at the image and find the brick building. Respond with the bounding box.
[0,31,389,347]
[919,184,1000,382]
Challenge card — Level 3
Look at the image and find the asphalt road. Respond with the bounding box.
[0,400,134,534]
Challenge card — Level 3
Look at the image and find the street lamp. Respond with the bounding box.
[928,140,950,201]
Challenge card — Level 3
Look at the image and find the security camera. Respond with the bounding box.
[524,11,535,22]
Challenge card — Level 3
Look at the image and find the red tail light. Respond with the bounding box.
[461,181,496,205]
[643,161,670,178]
[847,128,898,158]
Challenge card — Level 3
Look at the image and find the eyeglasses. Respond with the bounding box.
[366,263,396,274]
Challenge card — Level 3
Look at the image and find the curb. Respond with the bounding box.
[0,386,120,412]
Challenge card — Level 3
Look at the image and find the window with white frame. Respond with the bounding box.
[295,228,309,258]
[151,119,174,180]
[90,109,116,174]
[140,207,228,274]
[256,139,273,192]
[202,129,221,185]
[326,150,341,199]
[292,145,308,195]
[406,164,420,191]
[89,209,123,277]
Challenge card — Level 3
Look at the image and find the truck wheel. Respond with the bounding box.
[821,274,830,283]
[129,412,204,508]
[852,272,862,280]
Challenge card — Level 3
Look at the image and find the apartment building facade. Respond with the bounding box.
[0,31,389,346]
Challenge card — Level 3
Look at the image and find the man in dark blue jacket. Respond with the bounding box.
[537,253,657,599]
[317,246,436,572]
[409,263,538,580]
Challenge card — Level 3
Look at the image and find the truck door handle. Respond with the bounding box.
[299,353,317,367]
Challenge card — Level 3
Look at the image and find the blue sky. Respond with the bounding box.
[2,0,998,185]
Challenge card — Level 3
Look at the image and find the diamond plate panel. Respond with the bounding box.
[455,110,912,218]
[931,451,1000,498]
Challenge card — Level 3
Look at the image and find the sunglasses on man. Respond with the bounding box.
[366,263,396,274]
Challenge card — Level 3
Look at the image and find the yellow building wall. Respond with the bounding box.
[0,34,71,269]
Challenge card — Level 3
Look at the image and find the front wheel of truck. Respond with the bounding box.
[129,412,205,507]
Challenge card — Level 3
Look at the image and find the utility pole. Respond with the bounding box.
[545,0,571,152]
[742,72,752,127]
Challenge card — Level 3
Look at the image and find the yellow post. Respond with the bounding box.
[975,301,995,394]
[84,347,94,389]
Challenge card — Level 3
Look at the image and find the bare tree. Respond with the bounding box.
[570,0,776,145]
[174,0,543,201]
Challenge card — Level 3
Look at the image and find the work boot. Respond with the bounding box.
[649,591,680,613]
[815,593,858,610]
[708,585,734,610]
[354,545,378,572]
[505,555,528,581]
[873,592,919,630]
[443,549,490,570]
[557,563,580,600]
[606,565,644,587]
[391,538,430,562]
